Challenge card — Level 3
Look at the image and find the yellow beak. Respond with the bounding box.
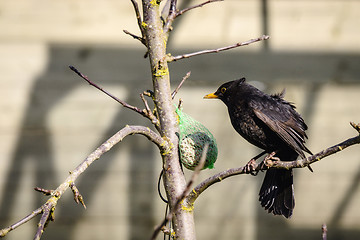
[203,92,219,99]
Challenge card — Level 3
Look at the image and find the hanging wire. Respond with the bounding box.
[158,169,172,239]
[157,169,168,203]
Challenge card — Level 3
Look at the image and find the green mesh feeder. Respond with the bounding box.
[176,107,218,170]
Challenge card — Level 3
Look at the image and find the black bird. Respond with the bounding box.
[204,78,311,218]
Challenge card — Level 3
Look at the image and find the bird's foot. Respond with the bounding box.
[244,151,267,175]
[263,151,280,168]
[244,159,259,176]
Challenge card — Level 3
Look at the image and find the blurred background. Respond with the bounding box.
[1,0,360,239]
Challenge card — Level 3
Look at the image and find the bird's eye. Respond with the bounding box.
[220,87,226,93]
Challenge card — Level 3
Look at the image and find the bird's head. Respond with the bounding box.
[203,78,246,104]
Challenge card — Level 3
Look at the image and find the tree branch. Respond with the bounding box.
[69,65,143,114]
[0,125,167,238]
[322,224,328,240]
[130,0,147,43]
[34,187,53,196]
[142,0,196,239]
[70,182,86,209]
[34,201,55,240]
[187,122,360,204]
[123,29,146,45]
[163,0,223,35]
[140,93,161,130]
[176,0,223,17]
[168,35,270,62]
[163,0,177,34]
[171,71,191,99]
[0,208,42,237]
[69,65,160,128]
[150,145,208,240]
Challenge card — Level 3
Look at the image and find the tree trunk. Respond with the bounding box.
[142,1,196,239]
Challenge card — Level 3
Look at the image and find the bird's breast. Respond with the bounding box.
[228,106,269,150]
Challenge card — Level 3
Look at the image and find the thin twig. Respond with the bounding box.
[0,126,167,238]
[163,0,223,35]
[168,0,177,17]
[130,0,146,42]
[168,35,270,62]
[176,0,223,17]
[140,93,161,130]
[177,98,183,110]
[69,66,150,119]
[266,131,360,170]
[34,201,55,240]
[163,0,178,34]
[140,93,152,114]
[34,187,53,196]
[171,71,191,99]
[184,144,208,191]
[187,122,360,204]
[123,29,146,45]
[0,207,42,237]
[351,121,360,132]
[143,90,154,98]
[150,145,208,240]
[70,183,86,209]
[322,224,327,240]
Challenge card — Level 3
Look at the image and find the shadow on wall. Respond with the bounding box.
[0,45,360,240]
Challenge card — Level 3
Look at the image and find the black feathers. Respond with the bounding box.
[204,78,311,218]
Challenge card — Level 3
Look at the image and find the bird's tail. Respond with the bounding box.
[259,166,295,218]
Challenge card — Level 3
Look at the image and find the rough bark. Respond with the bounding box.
[142,1,196,239]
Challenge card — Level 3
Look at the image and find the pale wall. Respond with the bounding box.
[0,1,360,240]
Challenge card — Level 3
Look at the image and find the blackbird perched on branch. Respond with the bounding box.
[204,78,312,218]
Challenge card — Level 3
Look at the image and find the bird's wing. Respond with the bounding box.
[252,106,311,158]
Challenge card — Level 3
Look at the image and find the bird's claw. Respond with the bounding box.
[244,159,259,176]
[263,151,280,168]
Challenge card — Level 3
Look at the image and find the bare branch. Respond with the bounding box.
[163,0,178,34]
[140,92,161,130]
[187,122,360,204]
[171,71,191,99]
[34,202,55,240]
[184,144,208,192]
[177,98,183,110]
[70,182,86,209]
[267,129,360,170]
[142,0,195,236]
[130,0,147,43]
[123,29,146,45]
[69,66,159,125]
[0,207,42,237]
[163,0,223,35]
[150,145,208,240]
[168,35,270,62]
[0,125,167,238]
[350,121,360,132]
[140,93,152,114]
[176,0,223,17]
[168,0,177,17]
[34,187,53,196]
[322,224,328,240]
